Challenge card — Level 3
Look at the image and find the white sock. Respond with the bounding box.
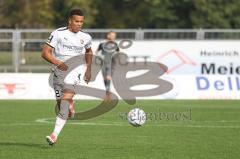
[53,117,66,137]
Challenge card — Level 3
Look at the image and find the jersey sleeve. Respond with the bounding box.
[46,30,58,48]
[97,43,103,51]
[84,35,92,49]
[116,46,120,52]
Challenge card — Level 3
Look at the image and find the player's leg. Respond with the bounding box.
[105,75,112,92]
[52,69,64,115]
[103,67,111,92]
[102,67,110,99]
[53,68,75,119]
[46,70,63,145]
[53,79,74,118]
[54,89,75,136]
[102,67,112,101]
[68,99,75,118]
[55,93,74,118]
[46,89,75,145]
[55,100,61,115]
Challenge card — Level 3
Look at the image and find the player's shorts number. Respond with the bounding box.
[55,90,61,98]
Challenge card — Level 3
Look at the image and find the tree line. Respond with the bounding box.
[0,0,240,29]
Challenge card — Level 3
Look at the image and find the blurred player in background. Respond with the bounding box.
[96,31,119,101]
[41,8,92,145]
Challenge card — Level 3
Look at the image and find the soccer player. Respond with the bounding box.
[96,31,119,101]
[41,8,92,145]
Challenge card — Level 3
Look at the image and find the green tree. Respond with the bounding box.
[51,0,97,28]
[191,0,240,28]
[148,0,182,28]
[0,0,96,28]
[92,0,153,28]
[0,0,53,28]
[1,0,240,29]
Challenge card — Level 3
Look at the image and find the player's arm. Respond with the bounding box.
[41,44,67,71]
[84,48,93,83]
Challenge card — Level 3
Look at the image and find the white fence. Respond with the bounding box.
[1,29,240,72]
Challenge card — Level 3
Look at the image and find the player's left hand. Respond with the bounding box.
[84,68,91,84]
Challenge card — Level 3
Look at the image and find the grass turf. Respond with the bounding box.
[0,100,240,159]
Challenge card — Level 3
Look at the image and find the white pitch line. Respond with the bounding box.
[35,118,126,126]
[1,122,240,128]
[35,118,55,123]
[1,118,240,128]
[33,117,240,128]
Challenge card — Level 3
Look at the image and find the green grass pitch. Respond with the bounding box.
[0,100,240,159]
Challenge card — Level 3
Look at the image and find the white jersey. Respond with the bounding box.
[47,27,92,86]
[46,27,92,62]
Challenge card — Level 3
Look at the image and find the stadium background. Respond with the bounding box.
[0,0,240,159]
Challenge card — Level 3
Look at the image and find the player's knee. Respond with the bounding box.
[106,75,112,80]
[62,89,75,102]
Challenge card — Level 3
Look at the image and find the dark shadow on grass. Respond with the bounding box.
[0,142,53,149]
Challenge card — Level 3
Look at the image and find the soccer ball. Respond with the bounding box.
[127,108,146,127]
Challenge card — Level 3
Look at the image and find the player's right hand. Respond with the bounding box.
[57,62,68,71]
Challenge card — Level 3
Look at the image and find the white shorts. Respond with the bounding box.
[52,65,85,99]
